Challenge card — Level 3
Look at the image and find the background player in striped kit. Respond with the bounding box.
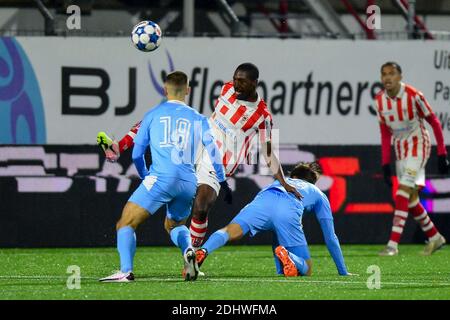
[375,62,449,256]
[97,63,301,248]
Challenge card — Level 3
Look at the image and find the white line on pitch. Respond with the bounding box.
[0,275,449,287]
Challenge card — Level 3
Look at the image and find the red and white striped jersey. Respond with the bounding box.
[210,81,273,176]
[375,82,432,162]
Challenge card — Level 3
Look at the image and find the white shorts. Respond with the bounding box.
[395,156,428,188]
[195,145,221,196]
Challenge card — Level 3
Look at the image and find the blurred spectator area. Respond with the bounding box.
[0,0,449,38]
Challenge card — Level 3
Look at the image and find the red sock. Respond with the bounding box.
[190,217,208,247]
[388,190,409,248]
[409,199,439,240]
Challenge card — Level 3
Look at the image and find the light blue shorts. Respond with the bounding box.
[128,175,197,222]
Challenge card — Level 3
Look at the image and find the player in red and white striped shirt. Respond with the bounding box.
[375,62,448,256]
[98,63,301,248]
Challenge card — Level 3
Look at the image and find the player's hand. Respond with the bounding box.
[219,181,233,204]
[382,164,392,186]
[438,155,449,175]
[283,182,303,200]
[342,272,359,276]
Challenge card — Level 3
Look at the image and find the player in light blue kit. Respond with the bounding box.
[100,71,231,282]
[196,162,351,276]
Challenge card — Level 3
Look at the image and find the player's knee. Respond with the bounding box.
[164,218,185,234]
[116,202,148,230]
[192,185,217,220]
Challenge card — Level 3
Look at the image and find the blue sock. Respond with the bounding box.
[117,226,136,273]
[287,251,309,276]
[170,225,191,255]
[202,230,229,254]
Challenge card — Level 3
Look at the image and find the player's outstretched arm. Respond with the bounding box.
[97,131,120,162]
[118,121,141,153]
[96,122,141,163]
[261,141,302,199]
[132,143,148,179]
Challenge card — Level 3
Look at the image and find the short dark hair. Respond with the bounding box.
[165,71,188,87]
[290,162,323,184]
[381,62,402,74]
[235,63,259,81]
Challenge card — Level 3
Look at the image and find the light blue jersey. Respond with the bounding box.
[261,178,332,220]
[132,100,225,183]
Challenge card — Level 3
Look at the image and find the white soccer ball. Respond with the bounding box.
[131,20,162,52]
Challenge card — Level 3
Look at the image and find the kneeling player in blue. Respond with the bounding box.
[99,71,230,282]
[196,162,350,276]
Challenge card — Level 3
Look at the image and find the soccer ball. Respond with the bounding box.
[131,20,162,52]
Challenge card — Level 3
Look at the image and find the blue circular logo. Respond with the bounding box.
[0,37,46,144]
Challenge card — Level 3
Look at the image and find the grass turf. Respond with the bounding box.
[0,245,448,300]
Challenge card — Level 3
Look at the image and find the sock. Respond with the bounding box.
[170,225,192,255]
[387,190,409,249]
[202,230,229,254]
[409,199,440,241]
[117,226,136,273]
[190,217,208,247]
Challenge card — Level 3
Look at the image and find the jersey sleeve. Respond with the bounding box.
[415,91,433,118]
[119,121,141,152]
[132,116,151,179]
[258,111,273,144]
[380,123,392,165]
[318,219,348,275]
[314,190,333,221]
[201,116,226,182]
[314,190,348,275]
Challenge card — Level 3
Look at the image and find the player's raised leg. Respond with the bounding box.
[99,202,149,282]
[190,184,218,248]
[165,179,201,281]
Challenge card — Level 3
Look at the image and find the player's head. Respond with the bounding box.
[380,62,402,92]
[164,71,190,99]
[290,162,323,184]
[233,63,259,101]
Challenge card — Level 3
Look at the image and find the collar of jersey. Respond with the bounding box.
[235,94,261,109]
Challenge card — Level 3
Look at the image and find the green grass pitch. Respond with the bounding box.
[0,245,448,300]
